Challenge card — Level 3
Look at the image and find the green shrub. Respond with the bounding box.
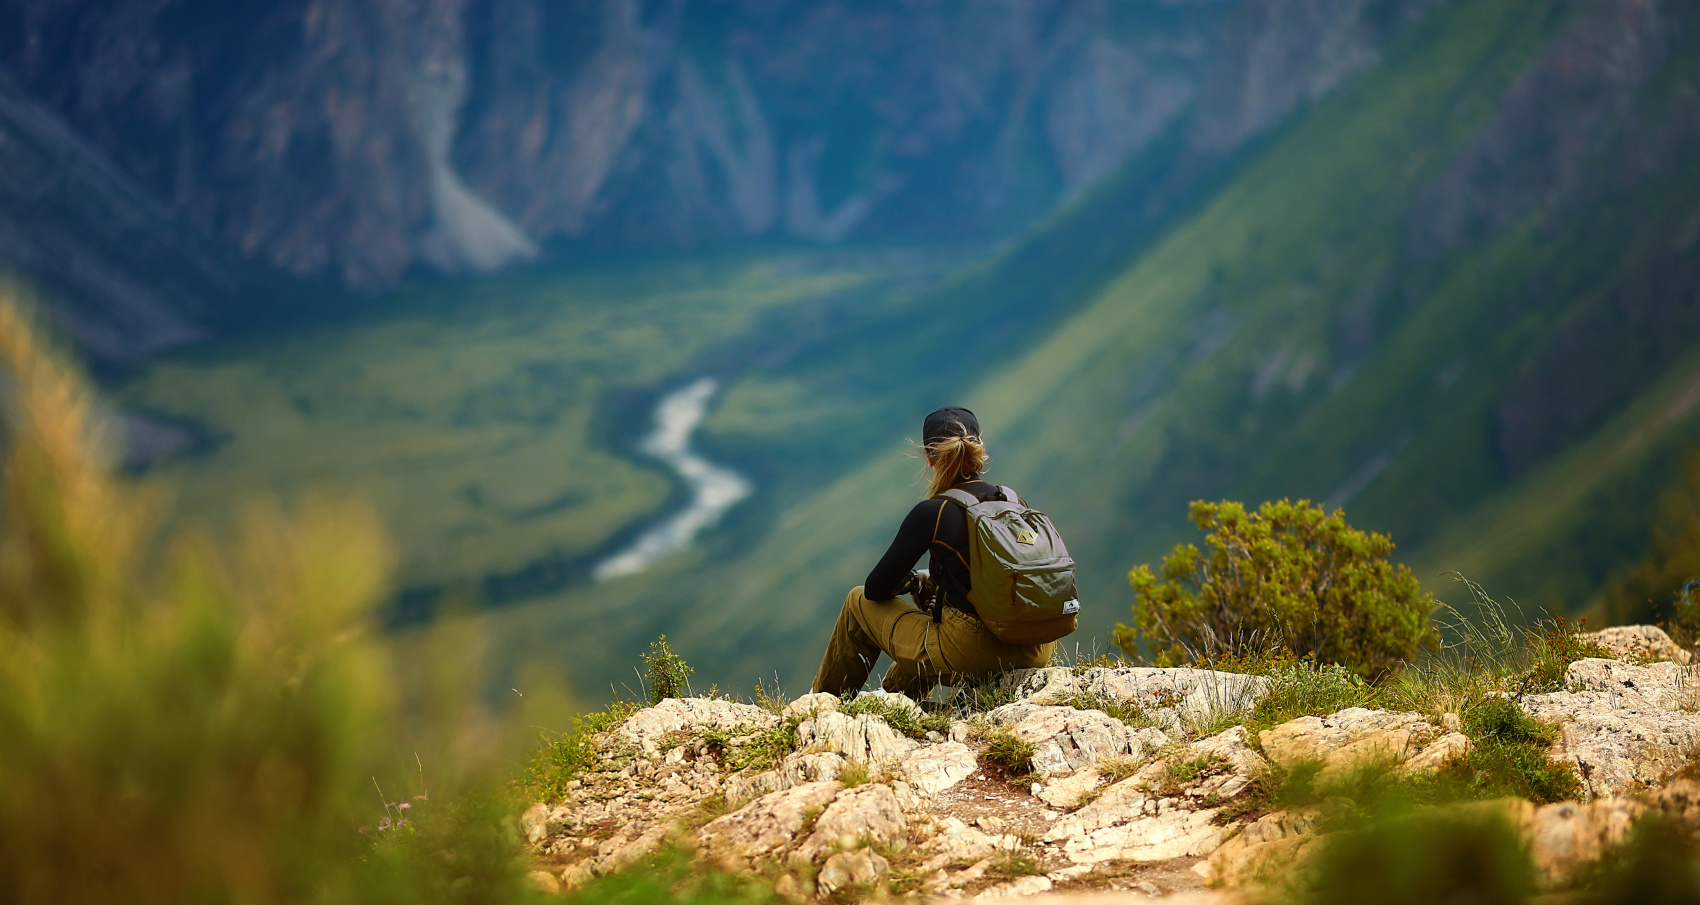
[1116,499,1438,680]
[643,634,694,703]
[1440,697,1578,804]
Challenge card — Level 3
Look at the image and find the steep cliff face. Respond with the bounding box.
[0,68,226,357]
[0,0,1435,295]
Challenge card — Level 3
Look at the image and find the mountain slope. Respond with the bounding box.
[479,0,1700,693]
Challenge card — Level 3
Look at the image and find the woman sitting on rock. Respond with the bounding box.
[811,406,1067,699]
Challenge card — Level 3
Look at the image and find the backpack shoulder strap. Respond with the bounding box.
[939,488,980,509]
[1001,486,1020,505]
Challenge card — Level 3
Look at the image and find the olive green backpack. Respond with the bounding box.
[939,486,1080,644]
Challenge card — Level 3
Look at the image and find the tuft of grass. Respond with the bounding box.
[982,730,1038,777]
[1160,752,1227,795]
[1433,696,1576,804]
[1066,692,1160,728]
[988,849,1044,879]
[841,693,950,738]
[697,719,802,774]
[753,675,789,715]
[643,634,694,704]
[1514,616,1614,694]
[1096,756,1142,784]
[837,761,872,788]
[1251,660,1382,731]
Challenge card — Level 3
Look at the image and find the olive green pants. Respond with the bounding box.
[811,586,1056,699]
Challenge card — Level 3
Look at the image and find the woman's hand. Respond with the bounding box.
[910,569,940,612]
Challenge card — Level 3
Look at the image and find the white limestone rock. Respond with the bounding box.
[796,711,920,765]
[816,847,890,895]
[985,702,1170,775]
[973,876,1053,899]
[1034,766,1109,810]
[619,697,780,755]
[1132,726,1267,800]
[698,780,842,858]
[900,741,978,795]
[792,783,908,863]
[924,816,1020,867]
[1401,732,1473,775]
[1259,708,1441,780]
[1521,658,1700,795]
[1001,667,1271,736]
[1578,624,1692,665]
[1202,809,1320,886]
[1058,807,1227,863]
[783,692,841,720]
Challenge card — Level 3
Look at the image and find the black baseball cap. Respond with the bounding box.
[923,406,980,447]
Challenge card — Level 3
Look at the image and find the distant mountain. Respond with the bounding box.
[0,0,1439,303]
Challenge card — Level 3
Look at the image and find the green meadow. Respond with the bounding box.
[123,256,889,591]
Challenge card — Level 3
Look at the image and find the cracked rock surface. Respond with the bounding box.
[520,633,1700,902]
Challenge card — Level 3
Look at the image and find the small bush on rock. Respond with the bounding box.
[642,634,694,704]
[1116,499,1438,680]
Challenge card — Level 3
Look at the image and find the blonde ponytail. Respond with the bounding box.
[923,429,989,499]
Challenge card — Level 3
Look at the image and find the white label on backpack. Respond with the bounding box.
[1062,598,1080,614]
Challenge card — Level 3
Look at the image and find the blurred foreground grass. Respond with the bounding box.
[0,290,783,904]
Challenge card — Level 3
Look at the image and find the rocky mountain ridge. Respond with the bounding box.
[516,624,1700,902]
[0,0,1438,300]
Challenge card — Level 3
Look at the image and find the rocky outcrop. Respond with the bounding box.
[520,641,1700,901]
[795,710,919,766]
[617,696,778,756]
[1259,707,1467,780]
[986,701,1170,776]
[1001,666,1272,735]
[1521,657,1700,796]
[1579,625,1693,665]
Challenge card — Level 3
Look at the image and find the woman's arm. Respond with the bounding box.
[863,500,942,600]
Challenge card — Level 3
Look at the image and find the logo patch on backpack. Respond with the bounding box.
[1017,528,1037,545]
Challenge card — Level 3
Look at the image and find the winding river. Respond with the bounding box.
[593,378,752,581]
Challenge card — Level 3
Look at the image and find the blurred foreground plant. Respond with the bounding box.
[0,292,535,904]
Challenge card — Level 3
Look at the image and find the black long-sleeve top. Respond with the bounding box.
[863,479,1012,614]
